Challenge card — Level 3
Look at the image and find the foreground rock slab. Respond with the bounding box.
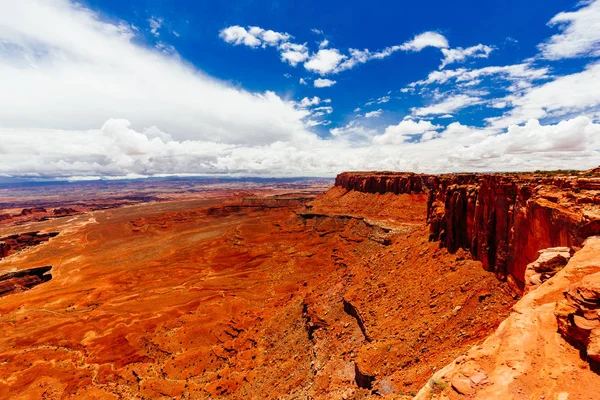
[415,236,600,400]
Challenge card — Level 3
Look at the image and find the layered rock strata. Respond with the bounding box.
[335,171,600,290]
[0,231,59,259]
[555,271,600,363]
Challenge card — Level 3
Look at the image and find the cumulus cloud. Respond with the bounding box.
[539,0,600,59]
[314,78,337,88]
[439,44,494,69]
[220,25,307,65]
[298,96,322,107]
[364,109,383,118]
[399,31,449,51]
[219,25,262,47]
[304,48,346,75]
[220,26,488,76]
[329,120,376,141]
[219,25,291,48]
[373,120,441,144]
[279,42,309,65]
[456,116,600,163]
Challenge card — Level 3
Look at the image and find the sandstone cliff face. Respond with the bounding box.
[335,172,600,290]
[335,172,433,194]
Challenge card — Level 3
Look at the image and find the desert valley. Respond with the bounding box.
[0,171,599,399]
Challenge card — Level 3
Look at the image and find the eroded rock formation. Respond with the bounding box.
[0,231,59,259]
[524,247,573,292]
[0,266,53,297]
[555,270,600,363]
[335,171,600,291]
[20,207,47,216]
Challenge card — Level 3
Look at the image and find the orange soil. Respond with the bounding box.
[0,188,516,399]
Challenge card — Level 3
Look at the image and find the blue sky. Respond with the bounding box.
[0,0,599,178]
[84,0,573,132]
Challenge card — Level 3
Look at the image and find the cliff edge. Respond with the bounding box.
[335,171,600,292]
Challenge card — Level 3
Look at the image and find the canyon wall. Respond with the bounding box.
[335,171,600,290]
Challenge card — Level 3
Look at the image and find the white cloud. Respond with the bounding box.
[313,106,333,114]
[539,0,600,59]
[299,96,322,107]
[314,78,337,88]
[304,48,346,75]
[219,25,262,47]
[279,42,309,65]
[221,26,489,76]
[329,120,376,141]
[251,26,291,45]
[148,16,163,37]
[332,31,451,73]
[365,96,391,106]
[155,41,177,55]
[365,109,383,118]
[412,94,483,116]
[488,61,600,128]
[411,63,550,86]
[373,119,441,144]
[305,119,331,127]
[399,31,449,51]
[220,25,307,66]
[0,1,314,146]
[440,44,494,69]
[220,25,291,48]
[2,1,600,178]
[457,117,600,162]
[299,77,307,85]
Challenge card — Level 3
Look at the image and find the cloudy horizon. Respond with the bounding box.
[1,0,600,179]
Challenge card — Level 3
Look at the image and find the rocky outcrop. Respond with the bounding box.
[555,271,600,363]
[0,231,59,260]
[415,236,600,399]
[354,362,375,389]
[53,207,78,216]
[342,298,371,342]
[19,207,47,216]
[0,266,53,297]
[334,171,600,291]
[525,247,573,292]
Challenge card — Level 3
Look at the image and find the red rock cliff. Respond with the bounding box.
[335,171,600,290]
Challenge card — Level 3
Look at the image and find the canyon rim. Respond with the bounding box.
[0,170,599,399]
